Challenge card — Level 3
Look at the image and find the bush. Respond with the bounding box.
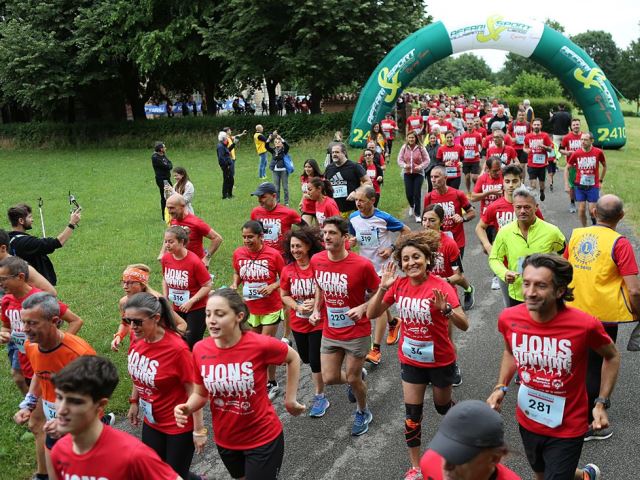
[0,111,353,149]
[501,97,573,132]
[510,72,563,98]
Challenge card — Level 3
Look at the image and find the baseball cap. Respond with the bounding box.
[428,400,504,465]
[251,182,277,196]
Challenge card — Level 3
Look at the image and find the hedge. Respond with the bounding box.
[0,110,353,149]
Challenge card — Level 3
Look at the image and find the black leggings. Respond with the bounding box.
[217,431,284,480]
[178,308,207,350]
[403,173,424,217]
[155,177,172,220]
[587,324,618,422]
[142,423,194,479]
[446,177,461,190]
[292,330,322,373]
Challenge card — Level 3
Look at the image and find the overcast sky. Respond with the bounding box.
[427,0,639,71]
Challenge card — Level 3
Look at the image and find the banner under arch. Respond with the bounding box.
[349,15,626,149]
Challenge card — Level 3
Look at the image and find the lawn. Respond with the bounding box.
[0,118,637,479]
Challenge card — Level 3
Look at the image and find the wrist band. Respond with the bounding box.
[19,393,39,411]
[128,397,138,404]
[68,223,76,230]
[113,332,125,340]
[193,428,208,437]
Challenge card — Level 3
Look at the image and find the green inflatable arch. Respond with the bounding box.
[349,15,626,149]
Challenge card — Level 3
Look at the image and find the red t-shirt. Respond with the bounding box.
[170,213,211,259]
[567,148,606,188]
[251,204,301,253]
[310,251,380,341]
[524,132,553,168]
[1,287,68,379]
[380,119,398,140]
[561,132,582,154]
[498,305,612,437]
[460,132,482,163]
[161,251,210,312]
[384,275,459,368]
[192,332,288,449]
[314,196,341,226]
[437,145,464,179]
[481,196,544,230]
[365,163,382,193]
[51,425,178,480]
[436,121,454,134]
[474,126,487,138]
[300,175,315,213]
[233,245,284,315]
[463,107,478,122]
[280,263,321,333]
[431,231,461,279]
[483,134,514,151]
[426,117,440,133]
[423,187,472,248]
[406,115,424,135]
[420,450,521,480]
[128,331,194,434]
[486,145,517,166]
[482,113,493,128]
[473,172,504,214]
[509,120,530,150]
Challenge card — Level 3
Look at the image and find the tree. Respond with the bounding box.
[510,72,563,98]
[570,30,621,85]
[617,39,640,113]
[413,53,493,89]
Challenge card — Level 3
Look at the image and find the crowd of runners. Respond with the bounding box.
[1,91,639,480]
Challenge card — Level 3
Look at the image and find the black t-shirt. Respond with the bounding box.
[550,111,572,135]
[324,160,366,212]
[8,232,61,285]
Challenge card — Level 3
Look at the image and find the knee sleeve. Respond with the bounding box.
[404,403,423,448]
[434,399,455,416]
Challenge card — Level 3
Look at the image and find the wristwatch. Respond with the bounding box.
[440,303,453,317]
[594,397,610,409]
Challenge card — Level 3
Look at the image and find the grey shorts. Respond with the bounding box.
[321,335,370,358]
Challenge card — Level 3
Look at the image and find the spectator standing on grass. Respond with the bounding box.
[549,103,572,147]
[217,131,235,200]
[164,167,195,215]
[266,131,291,205]
[151,141,173,220]
[254,124,269,179]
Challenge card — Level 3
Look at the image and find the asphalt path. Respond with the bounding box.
[119,171,640,479]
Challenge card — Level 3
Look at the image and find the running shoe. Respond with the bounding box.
[540,190,546,202]
[569,204,577,213]
[491,276,500,290]
[582,463,601,480]
[365,348,382,365]
[452,363,462,387]
[463,285,475,310]
[347,368,368,403]
[415,216,421,223]
[103,412,116,426]
[267,381,281,401]
[309,394,330,418]
[409,206,414,216]
[584,427,613,442]
[281,337,292,346]
[550,183,554,192]
[351,408,373,436]
[386,318,401,345]
[404,467,423,480]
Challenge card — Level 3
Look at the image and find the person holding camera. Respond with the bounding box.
[151,141,173,220]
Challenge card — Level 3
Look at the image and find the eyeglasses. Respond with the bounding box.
[122,316,152,327]
[0,274,18,282]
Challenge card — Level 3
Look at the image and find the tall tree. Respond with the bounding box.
[570,30,621,86]
[617,39,640,113]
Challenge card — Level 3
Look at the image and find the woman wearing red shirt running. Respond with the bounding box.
[175,288,305,480]
[299,159,323,226]
[161,226,212,349]
[363,148,384,206]
[305,177,340,227]
[125,292,204,479]
[436,131,464,190]
[367,231,468,480]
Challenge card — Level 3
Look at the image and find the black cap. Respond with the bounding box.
[428,400,504,465]
[251,182,277,196]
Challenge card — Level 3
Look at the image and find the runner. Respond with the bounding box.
[280,227,330,417]
[367,231,468,480]
[436,132,464,190]
[13,292,96,478]
[564,132,606,227]
[397,132,429,223]
[174,288,305,480]
[349,187,411,365]
[363,149,384,206]
[560,119,583,214]
[459,121,483,193]
[420,400,520,479]
[523,118,553,201]
[310,216,380,436]
[487,254,619,480]
[125,292,204,479]
[381,111,399,156]
[486,130,517,167]
[305,177,340,227]
[509,110,531,180]
[406,108,424,138]
[324,142,372,217]
[299,159,323,226]
[470,157,504,218]
[161,226,212,349]
[231,220,285,400]
[50,356,181,479]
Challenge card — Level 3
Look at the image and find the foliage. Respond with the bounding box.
[501,96,572,132]
[509,72,563,99]
[570,30,621,85]
[614,39,640,112]
[413,53,494,89]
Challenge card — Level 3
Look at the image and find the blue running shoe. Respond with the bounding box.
[346,368,368,403]
[309,394,330,418]
[351,408,373,436]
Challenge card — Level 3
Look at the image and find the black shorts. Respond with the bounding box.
[519,425,584,476]
[462,162,480,175]
[547,162,557,174]
[527,167,546,182]
[486,225,497,244]
[217,431,284,480]
[400,362,456,388]
[517,150,528,164]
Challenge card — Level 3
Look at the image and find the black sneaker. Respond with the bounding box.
[540,190,545,202]
[584,427,613,442]
[550,183,554,192]
[452,363,462,387]
[463,285,475,310]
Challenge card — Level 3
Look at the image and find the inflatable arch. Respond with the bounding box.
[349,15,626,149]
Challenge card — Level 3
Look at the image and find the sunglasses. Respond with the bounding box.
[122,316,151,327]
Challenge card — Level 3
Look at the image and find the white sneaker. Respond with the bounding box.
[267,382,281,401]
[408,206,414,216]
[491,276,500,290]
[415,216,421,223]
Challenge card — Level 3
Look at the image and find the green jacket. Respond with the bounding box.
[489,218,566,301]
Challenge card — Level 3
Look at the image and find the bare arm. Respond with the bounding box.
[205,229,223,258]
[623,274,640,316]
[27,266,56,295]
[475,218,492,255]
[591,342,620,430]
[486,343,517,412]
[57,209,81,246]
[283,347,305,415]
[60,309,83,335]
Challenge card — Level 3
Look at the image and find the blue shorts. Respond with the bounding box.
[6,340,20,370]
[574,186,600,203]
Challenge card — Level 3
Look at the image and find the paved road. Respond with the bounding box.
[120,175,640,479]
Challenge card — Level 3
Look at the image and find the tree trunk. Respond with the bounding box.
[120,62,146,120]
[309,88,322,114]
[66,97,76,123]
[203,83,217,116]
[266,77,278,115]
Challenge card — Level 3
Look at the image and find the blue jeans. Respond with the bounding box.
[258,153,267,178]
[272,170,289,204]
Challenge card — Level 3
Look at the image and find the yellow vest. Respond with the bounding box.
[567,225,634,323]
[254,132,267,154]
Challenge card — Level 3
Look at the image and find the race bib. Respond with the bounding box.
[445,166,458,178]
[383,130,391,139]
[10,331,26,353]
[295,300,312,319]
[580,174,595,186]
[356,229,379,248]
[401,337,435,363]
[139,398,156,424]
[263,223,281,242]
[316,212,326,226]
[532,153,546,165]
[42,399,57,421]
[517,384,565,428]
[367,169,376,179]
[243,282,267,301]
[327,306,354,329]
[168,288,190,306]
[333,184,348,198]
[463,149,476,159]
[515,135,525,145]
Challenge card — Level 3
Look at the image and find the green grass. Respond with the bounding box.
[0,119,638,479]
